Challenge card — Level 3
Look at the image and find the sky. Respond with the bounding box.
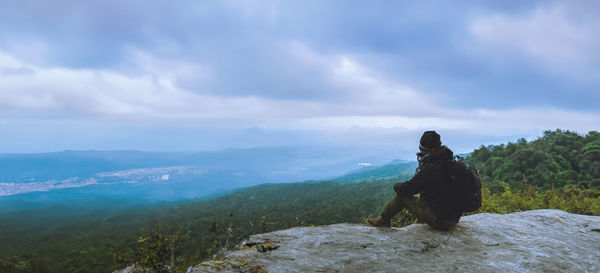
[0,0,599,158]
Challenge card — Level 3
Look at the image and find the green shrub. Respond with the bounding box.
[478,183,600,216]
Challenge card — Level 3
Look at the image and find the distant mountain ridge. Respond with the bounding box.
[0,146,402,204]
[332,160,416,183]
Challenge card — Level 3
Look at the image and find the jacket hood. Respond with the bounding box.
[418,145,453,164]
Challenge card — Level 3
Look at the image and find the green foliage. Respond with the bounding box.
[133,220,190,273]
[0,255,54,273]
[478,183,600,216]
[390,208,417,227]
[469,129,600,191]
[589,178,600,189]
[0,176,410,273]
[2,177,599,273]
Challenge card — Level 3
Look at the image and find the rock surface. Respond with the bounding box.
[189,210,600,273]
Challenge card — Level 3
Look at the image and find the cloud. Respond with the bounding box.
[470,4,600,64]
[0,44,436,123]
[2,46,600,139]
[1,1,600,153]
[2,1,599,110]
[0,51,199,117]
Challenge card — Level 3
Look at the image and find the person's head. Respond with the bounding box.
[419,131,441,155]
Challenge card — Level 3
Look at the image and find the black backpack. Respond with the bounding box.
[445,156,482,213]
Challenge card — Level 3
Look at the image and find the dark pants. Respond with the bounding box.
[381,193,459,230]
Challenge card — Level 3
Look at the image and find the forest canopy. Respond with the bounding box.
[468,129,600,192]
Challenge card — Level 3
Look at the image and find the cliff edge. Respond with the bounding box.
[190,209,600,273]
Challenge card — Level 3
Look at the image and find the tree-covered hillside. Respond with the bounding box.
[0,178,409,273]
[1,129,599,273]
[332,160,417,183]
[469,129,600,192]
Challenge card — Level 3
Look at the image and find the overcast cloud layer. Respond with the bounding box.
[1,0,599,156]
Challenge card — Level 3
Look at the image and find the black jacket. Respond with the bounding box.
[393,145,461,220]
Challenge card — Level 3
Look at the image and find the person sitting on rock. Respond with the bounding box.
[367,131,462,230]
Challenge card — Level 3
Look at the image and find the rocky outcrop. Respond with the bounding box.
[189,209,600,273]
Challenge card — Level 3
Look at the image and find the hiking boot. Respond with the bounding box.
[366,216,391,228]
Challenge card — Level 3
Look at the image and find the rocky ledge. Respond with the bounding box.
[189,209,600,273]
